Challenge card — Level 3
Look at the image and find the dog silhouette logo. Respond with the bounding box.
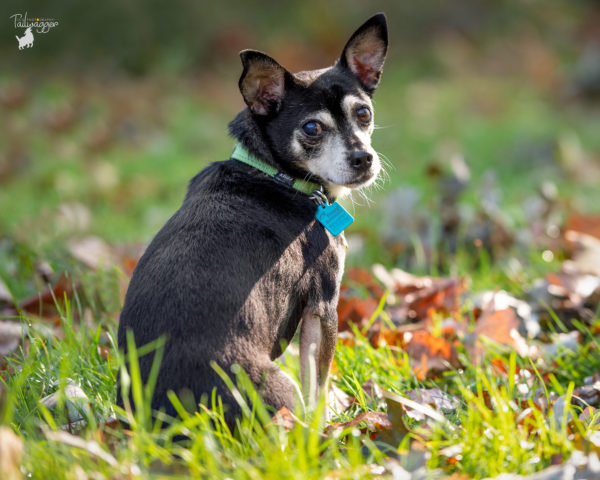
[16,27,34,49]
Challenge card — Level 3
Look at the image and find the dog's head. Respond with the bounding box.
[237,13,388,198]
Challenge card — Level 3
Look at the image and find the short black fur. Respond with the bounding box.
[117,13,388,429]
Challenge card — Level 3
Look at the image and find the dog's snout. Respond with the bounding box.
[350,151,373,170]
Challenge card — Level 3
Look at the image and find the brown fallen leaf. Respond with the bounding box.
[40,380,91,430]
[322,464,388,480]
[0,278,12,307]
[387,268,466,322]
[325,411,393,439]
[97,344,112,360]
[530,267,600,330]
[546,271,600,305]
[470,308,530,361]
[68,236,117,270]
[329,384,354,414]
[0,321,26,356]
[45,105,80,133]
[0,427,23,480]
[564,230,600,277]
[361,379,384,402]
[337,295,378,332]
[473,289,540,339]
[404,388,460,421]
[272,406,306,430]
[579,406,599,427]
[43,428,117,467]
[383,390,450,426]
[572,384,600,409]
[95,415,123,448]
[122,257,139,277]
[404,330,460,379]
[18,274,80,318]
[565,214,600,241]
[345,267,386,299]
[0,85,28,109]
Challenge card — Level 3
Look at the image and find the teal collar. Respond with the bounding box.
[230,143,322,196]
[230,143,354,236]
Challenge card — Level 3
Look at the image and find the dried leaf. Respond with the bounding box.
[404,330,460,379]
[345,267,385,299]
[404,388,460,421]
[471,308,530,361]
[44,428,117,467]
[325,411,393,438]
[0,321,26,356]
[530,267,600,330]
[0,85,28,109]
[69,236,116,270]
[546,271,600,303]
[579,406,599,427]
[40,380,91,428]
[19,274,79,318]
[0,427,23,480]
[337,296,378,332]
[473,290,540,339]
[572,384,600,409]
[564,230,600,277]
[122,257,138,277]
[272,406,306,430]
[322,464,388,480]
[0,278,12,306]
[388,268,465,322]
[329,384,354,414]
[382,390,450,426]
[565,214,600,241]
[96,344,112,360]
[540,331,580,357]
[361,379,384,402]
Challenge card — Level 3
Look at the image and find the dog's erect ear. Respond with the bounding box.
[239,50,289,116]
[339,13,388,93]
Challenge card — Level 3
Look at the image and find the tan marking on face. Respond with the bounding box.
[304,135,350,185]
[342,94,374,137]
[307,110,335,130]
[294,96,381,194]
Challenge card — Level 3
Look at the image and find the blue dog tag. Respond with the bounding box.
[315,201,354,236]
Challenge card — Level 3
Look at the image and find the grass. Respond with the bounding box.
[3,287,598,478]
[1,53,600,478]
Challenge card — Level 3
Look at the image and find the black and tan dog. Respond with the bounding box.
[117,13,388,427]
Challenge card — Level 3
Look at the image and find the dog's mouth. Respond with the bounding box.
[322,170,378,189]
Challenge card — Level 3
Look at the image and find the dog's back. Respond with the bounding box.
[117,160,343,422]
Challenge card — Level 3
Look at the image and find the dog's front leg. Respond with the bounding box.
[299,309,337,417]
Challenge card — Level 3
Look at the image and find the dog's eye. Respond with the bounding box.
[302,121,323,137]
[356,107,372,124]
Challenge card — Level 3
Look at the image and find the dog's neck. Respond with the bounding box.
[228,110,278,167]
[228,109,340,200]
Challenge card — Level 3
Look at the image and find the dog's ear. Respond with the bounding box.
[339,13,388,93]
[239,50,289,116]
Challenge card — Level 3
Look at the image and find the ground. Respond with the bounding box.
[1,11,600,478]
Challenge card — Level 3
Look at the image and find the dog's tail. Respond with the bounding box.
[15,35,20,41]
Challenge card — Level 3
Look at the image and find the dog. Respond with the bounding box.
[16,27,34,50]
[117,13,388,428]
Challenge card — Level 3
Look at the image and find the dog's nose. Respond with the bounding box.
[350,151,373,170]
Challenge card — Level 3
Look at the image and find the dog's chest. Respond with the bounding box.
[263,217,346,299]
[254,221,346,357]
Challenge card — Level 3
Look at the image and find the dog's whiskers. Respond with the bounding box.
[373,123,393,130]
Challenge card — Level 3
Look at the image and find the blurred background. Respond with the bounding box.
[2,0,600,291]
